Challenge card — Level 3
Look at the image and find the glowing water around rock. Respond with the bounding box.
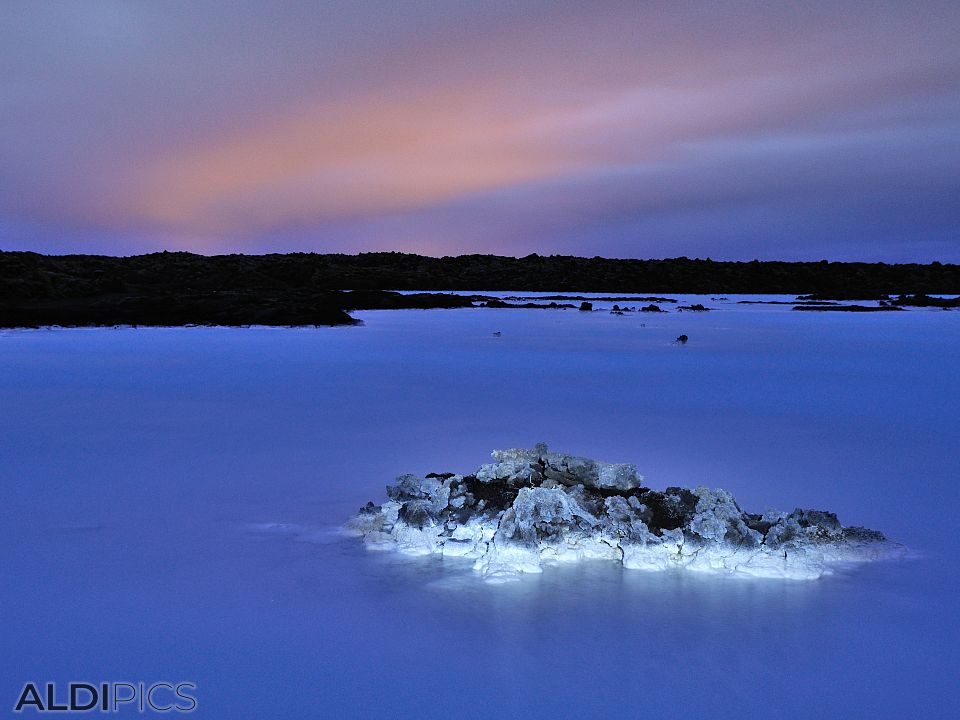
[348,445,901,581]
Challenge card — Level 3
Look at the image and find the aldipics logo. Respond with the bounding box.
[13,682,197,713]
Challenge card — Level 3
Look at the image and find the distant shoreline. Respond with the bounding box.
[2,251,958,328]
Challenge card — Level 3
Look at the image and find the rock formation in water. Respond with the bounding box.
[345,445,902,582]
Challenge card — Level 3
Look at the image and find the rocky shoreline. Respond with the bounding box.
[346,446,903,582]
[2,251,958,327]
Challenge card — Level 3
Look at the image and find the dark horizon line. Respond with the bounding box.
[2,248,957,268]
[4,247,959,327]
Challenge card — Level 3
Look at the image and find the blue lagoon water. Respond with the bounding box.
[1,298,958,717]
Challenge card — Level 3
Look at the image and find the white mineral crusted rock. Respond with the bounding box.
[344,446,904,582]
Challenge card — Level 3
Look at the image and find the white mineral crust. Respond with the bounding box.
[344,446,903,582]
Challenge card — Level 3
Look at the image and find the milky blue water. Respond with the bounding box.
[1,298,958,718]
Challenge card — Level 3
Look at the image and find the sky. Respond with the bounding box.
[1,1,959,260]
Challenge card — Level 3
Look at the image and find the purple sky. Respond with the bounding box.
[2,1,959,260]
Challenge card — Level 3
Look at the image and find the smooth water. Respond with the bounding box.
[1,298,958,718]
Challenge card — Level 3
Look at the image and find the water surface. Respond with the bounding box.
[1,298,957,717]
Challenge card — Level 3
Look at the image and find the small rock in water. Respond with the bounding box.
[676,334,689,344]
[579,301,593,312]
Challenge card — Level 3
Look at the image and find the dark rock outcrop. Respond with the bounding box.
[484,299,575,309]
[890,294,960,308]
[792,305,904,312]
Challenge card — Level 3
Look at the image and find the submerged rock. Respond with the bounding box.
[345,446,903,582]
